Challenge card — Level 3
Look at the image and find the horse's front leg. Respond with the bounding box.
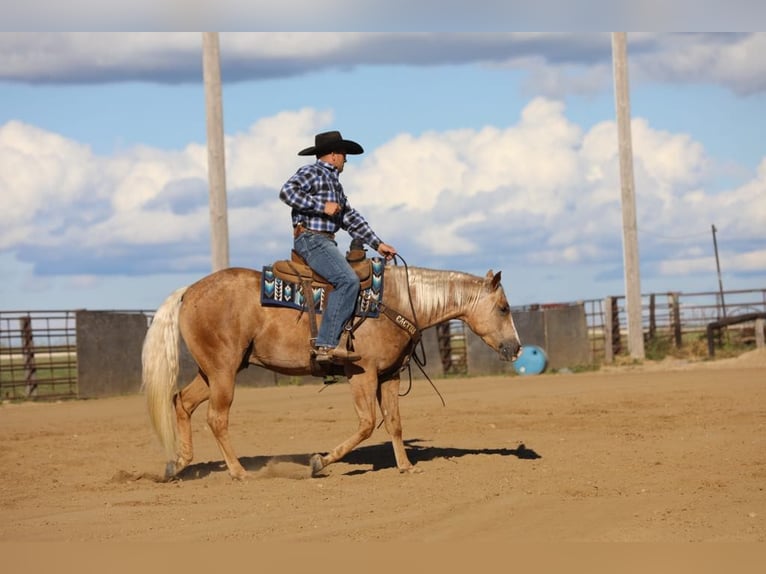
[310,370,378,477]
[378,374,418,473]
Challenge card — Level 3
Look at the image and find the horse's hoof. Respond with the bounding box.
[310,453,325,477]
[399,465,422,474]
[164,461,177,481]
[227,463,248,480]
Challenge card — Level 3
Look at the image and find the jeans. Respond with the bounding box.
[294,231,360,348]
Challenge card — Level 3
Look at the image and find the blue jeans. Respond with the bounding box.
[294,231,360,348]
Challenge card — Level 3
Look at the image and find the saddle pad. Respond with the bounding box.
[260,257,385,318]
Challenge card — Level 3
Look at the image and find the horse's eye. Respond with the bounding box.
[499,304,510,315]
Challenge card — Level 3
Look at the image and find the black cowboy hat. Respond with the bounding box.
[298,130,364,157]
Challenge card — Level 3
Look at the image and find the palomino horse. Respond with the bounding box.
[142,264,521,480]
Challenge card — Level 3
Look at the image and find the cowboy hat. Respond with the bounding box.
[298,130,364,156]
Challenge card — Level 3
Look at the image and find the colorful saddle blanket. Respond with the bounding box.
[261,257,385,318]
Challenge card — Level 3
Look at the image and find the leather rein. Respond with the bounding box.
[348,255,445,406]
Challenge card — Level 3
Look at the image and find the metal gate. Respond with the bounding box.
[0,311,78,400]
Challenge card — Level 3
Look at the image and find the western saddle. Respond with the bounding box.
[271,247,374,291]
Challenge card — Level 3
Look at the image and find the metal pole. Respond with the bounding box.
[712,224,726,319]
[202,32,230,272]
[612,32,645,360]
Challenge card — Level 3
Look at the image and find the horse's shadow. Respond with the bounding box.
[174,439,541,481]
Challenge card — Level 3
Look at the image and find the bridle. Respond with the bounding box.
[348,253,445,406]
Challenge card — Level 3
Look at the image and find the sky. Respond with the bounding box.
[1,31,765,311]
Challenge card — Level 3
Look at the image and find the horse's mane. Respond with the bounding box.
[384,266,488,322]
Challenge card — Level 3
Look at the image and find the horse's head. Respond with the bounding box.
[463,270,522,362]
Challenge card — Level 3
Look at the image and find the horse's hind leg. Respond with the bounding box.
[377,375,417,473]
[205,369,248,480]
[173,373,210,474]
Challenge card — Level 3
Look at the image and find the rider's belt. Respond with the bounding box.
[293,223,335,240]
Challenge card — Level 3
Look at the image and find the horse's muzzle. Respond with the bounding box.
[498,340,522,362]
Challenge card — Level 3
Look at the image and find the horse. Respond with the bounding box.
[141,263,522,480]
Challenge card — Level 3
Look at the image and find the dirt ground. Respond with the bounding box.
[1,350,764,545]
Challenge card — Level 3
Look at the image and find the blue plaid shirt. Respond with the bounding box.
[279,160,383,249]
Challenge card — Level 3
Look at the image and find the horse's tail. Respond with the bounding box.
[141,285,189,471]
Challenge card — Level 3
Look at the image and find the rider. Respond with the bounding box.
[279,131,397,365]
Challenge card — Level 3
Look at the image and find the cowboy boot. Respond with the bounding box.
[328,346,361,362]
[313,345,361,364]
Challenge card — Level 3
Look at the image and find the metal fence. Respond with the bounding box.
[0,309,153,401]
[0,311,79,400]
[2,287,764,400]
[580,288,766,362]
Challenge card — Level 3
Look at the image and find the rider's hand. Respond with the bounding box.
[377,243,397,261]
[324,201,341,216]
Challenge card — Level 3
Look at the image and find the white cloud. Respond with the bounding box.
[706,159,766,237]
[731,249,766,272]
[226,108,334,191]
[0,97,763,287]
[635,33,766,96]
[109,147,206,212]
[2,33,766,97]
[349,98,582,216]
[0,121,98,248]
[579,116,713,235]
[415,213,485,255]
[659,249,766,276]
[515,55,613,98]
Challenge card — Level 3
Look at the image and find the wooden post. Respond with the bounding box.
[20,316,37,396]
[756,318,765,349]
[202,32,230,272]
[612,32,645,360]
[604,297,614,363]
[669,292,682,348]
[436,322,451,374]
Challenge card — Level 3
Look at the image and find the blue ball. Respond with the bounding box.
[512,345,548,375]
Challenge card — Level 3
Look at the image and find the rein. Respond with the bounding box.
[381,254,445,407]
[329,253,445,406]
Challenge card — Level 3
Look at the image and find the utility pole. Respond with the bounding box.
[611,32,645,359]
[712,224,726,319]
[202,32,230,271]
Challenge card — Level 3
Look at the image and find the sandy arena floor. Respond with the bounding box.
[1,350,764,544]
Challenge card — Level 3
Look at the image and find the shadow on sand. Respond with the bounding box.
[169,439,541,481]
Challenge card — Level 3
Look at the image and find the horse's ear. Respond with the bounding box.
[486,270,502,290]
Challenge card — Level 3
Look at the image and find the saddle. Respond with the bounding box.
[271,248,374,291]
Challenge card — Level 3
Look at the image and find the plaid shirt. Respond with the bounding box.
[279,160,383,249]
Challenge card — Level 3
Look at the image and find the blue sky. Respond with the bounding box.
[1,32,765,311]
